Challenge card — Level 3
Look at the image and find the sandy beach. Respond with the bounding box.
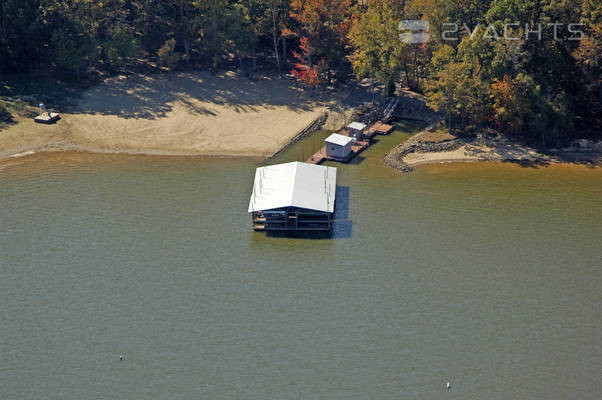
[0,71,331,160]
[401,141,548,166]
[385,127,602,171]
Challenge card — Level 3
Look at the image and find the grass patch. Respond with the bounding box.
[0,98,38,119]
[416,130,456,144]
[0,101,13,123]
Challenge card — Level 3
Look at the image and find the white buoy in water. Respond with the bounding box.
[446,382,451,390]
[119,354,124,361]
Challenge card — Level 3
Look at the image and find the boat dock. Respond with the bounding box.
[306,139,370,164]
[367,121,394,136]
[306,120,393,165]
[248,162,337,231]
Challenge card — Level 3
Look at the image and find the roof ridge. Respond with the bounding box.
[290,161,300,205]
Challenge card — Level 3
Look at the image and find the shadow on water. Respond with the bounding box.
[501,157,600,169]
[334,186,350,219]
[331,220,352,239]
[263,185,352,240]
[347,154,366,165]
[332,185,352,239]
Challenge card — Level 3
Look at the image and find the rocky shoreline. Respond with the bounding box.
[384,129,602,172]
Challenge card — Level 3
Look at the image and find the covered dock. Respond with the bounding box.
[248,162,337,231]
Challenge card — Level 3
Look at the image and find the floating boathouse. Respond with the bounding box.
[346,121,368,140]
[248,162,337,231]
[325,133,353,159]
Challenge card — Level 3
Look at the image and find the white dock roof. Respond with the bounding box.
[325,133,354,146]
[248,162,337,213]
[347,121,367,131]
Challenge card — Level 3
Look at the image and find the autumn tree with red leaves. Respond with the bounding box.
[291,37,327,90]
[289,0,352,86]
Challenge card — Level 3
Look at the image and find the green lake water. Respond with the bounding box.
[1,124,601,399]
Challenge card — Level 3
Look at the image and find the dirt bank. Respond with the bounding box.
[384,128,601,172]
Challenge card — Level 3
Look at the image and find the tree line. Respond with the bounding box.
[0,0,599,143]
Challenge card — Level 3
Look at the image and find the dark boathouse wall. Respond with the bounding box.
[251,207,332,231]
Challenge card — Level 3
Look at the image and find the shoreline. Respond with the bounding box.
[4,122,601,171]
[0,143,269,161]
[0,71,342,162]
[2,71,599,170]
[0,111,330,162]
[384,128,601,172]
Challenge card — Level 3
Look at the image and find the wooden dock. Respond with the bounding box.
[367,121,394,135]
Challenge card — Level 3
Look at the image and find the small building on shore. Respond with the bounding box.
[346,122,367,140]
[325,133,353,159]
[248,162,337,231]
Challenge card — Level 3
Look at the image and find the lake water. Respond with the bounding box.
[1,125,601,399]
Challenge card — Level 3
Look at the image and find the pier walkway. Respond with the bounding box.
[366,121,394,136]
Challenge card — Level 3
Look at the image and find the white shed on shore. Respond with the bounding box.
[346,122,367,140]
[248,161,337,231]
[325,133,353,159]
